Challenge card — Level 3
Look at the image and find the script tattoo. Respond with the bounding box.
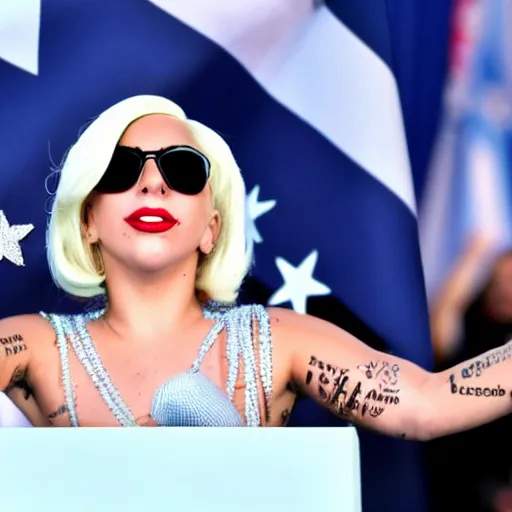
[0,334,27,358]
[460,342,512,379]
[357,361,400,388]
[48,404,69,424]
[304,356,400,420]
[304,355,359,416]
[449,374,505,397]
[357,360,400,418]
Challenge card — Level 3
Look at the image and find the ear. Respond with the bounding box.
[82,201,99,244]
[199,210,221,255]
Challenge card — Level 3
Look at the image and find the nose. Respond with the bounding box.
[137,156,169,195]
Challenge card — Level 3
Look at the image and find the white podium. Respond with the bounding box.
[0,427,361,511]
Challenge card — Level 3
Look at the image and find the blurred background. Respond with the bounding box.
[2,0,512,510]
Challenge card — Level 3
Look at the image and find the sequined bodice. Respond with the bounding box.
[40,303,273,427]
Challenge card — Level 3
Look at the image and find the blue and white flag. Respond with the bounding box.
[420,0,512,300]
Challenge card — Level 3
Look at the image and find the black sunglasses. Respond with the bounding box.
[94,145,211,195]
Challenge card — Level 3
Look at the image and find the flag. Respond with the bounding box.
[0,1,432,510]
[420,0,512,301]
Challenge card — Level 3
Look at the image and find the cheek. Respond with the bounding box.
[90,197,127,233]
[173,195,212,229]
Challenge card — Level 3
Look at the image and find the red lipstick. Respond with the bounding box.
[124,207,179,234]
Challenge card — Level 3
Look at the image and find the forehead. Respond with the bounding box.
[119,114,197,149]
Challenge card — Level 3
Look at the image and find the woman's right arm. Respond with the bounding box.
[0,315,42,392]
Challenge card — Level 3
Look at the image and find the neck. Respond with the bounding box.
[101,259,204,338]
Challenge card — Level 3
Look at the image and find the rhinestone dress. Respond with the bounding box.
[39,302,273,427]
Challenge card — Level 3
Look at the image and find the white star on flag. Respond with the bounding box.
[0,0,41,75]
[245,185,276,251]
[0,211,34,266]
[268,250,331,314]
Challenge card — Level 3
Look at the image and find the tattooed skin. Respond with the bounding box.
[357,361,399,388]
[449,374,505,397]
[48,404,69,424]
[305,355,401,420]
[460,342,512,379]
[0,334,27,358]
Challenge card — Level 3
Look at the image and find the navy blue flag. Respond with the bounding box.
[0,1,432,510]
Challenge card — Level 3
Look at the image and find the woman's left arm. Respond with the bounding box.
[271,308,512,440]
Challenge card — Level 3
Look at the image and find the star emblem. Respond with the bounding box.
[0,0,41,75]
[245,185,276,252]
[0,211,34,266]
[268,250,331,314]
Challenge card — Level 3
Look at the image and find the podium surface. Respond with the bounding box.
[0,427,361,512]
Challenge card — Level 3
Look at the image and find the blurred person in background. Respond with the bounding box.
[429,233,512,512]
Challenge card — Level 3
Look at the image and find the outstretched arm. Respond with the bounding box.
[272,308,512,441]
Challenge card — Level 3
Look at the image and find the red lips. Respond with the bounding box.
[124,207,179,233]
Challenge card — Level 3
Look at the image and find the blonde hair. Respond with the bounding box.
[47,95,252,303]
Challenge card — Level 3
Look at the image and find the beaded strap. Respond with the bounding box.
[190,319,227,372]
[203,304,274,427]
[69,316,137,427]
[254,305,273,422]
[39,312,79,427]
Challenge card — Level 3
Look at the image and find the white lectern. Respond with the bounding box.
[0,426,361,511]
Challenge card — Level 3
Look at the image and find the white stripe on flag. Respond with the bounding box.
[0,0,40,75]
[419,123,457,300]
[467,137,511,242]
[150,0,416,214]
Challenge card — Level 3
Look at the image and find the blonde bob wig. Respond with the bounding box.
[47,95,252,303]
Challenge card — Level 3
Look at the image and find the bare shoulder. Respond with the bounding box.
[266,307,358,374]
[0,313,56,346]
[267,306,352,349]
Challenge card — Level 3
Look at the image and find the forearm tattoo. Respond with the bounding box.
[459,342,512,379]
[448,374,505,397]
[448,342,512,397]
[304,355,401,420]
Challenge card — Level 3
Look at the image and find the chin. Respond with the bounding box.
[128,248,194,274]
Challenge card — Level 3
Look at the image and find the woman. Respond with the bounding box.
[0,95,511,433]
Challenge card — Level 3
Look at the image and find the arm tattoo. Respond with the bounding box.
[357,361,399,388]
[0,334,27,358]
[48,404,69,424]
[304,355,401,420]
[459,342,512,379]
[448,374,505,397]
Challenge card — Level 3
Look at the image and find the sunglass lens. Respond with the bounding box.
[159,149,209,195]
[95,148,142,193]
